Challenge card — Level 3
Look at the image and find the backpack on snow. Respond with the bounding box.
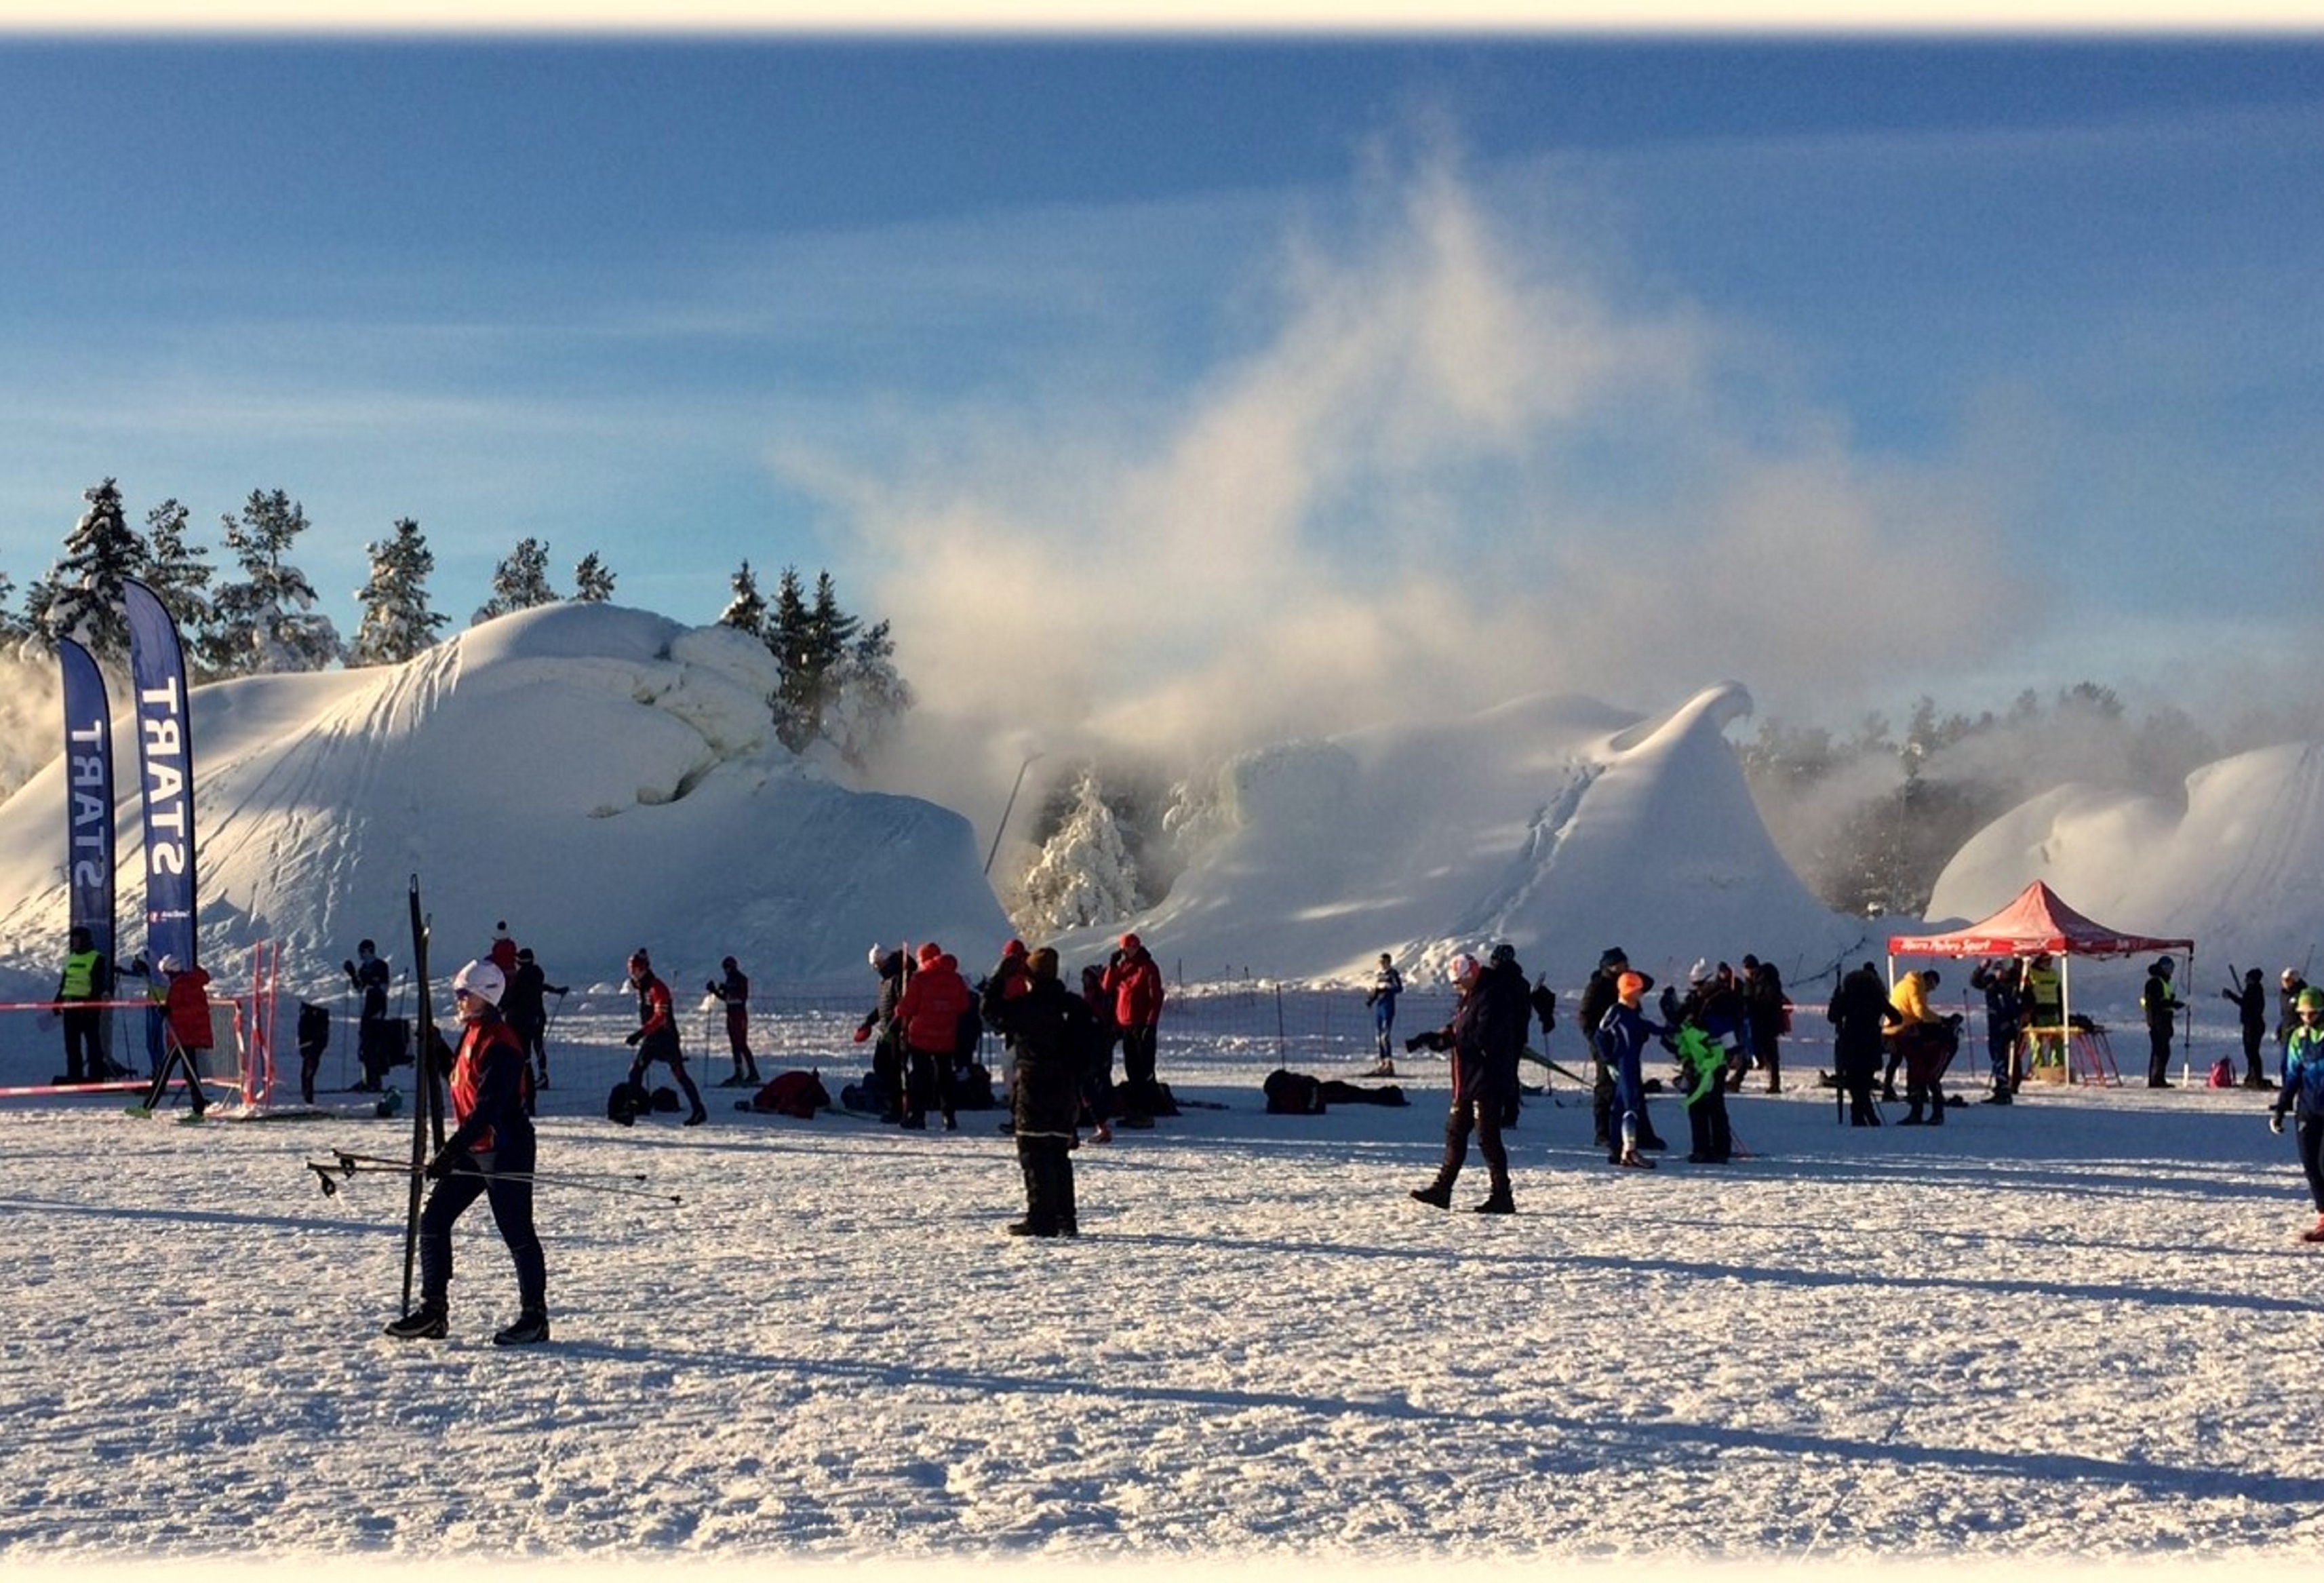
[2207,1055,2236,1089]
[607,1080,648,1127]
[1263,1069,1326,1115]
[745,1069,831,1119]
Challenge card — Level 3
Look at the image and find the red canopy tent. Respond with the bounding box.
[1887,880,2196,1084]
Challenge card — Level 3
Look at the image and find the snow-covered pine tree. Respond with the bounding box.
[766,565,816,752]
[199,488,342,676]
[718,560,767,640]
[1018,768,1143,933]
[821,617,912,770]
[572,551,616,603]
[139,498,216,663]
[472,537,558,625]
[349,517,446,667]
[39,479,146,662]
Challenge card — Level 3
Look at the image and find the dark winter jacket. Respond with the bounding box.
[988,975,1097,1139]
[1828,967,1902,1070]
[1451,960,1529,1104]
[2142,968,2183,1036]
[2223,976,2268,1034]
[1743,962,1788,1047]
[347,952,390,1022]
[1970,960,2024,1032]
[1577,969,1627,1062]
[503,959,559,1030]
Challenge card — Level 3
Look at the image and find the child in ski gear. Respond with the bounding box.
[385,958,549,1346]
[1579,947,1666,1155]
[138,955,212,1116]
[1595,971,1670,1169]
[2142,956,2184,1088]
[1366,953,1403,1074]
[2270,985,2324,1243]
[344,939,393,1092]
[984,945,1095,1236]
[623,949,706,1125]
[1103,933,1166,1120]
[2223,966,2270,1088]
[1672,1020,1736,1163]
[895,942,973,1131]
[2279,969,2310,1067]
[1409,952,1522,1210]
[501,947,568,1096]
[706,956,760,1087]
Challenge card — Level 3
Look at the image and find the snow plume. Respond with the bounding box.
[0,654,63,804]
[799,144,2034,832]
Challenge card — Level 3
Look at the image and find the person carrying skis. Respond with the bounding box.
[2269,985,2324,1243]
[706,955,760,1089]
[623,948,706,1126]
[1409,950,1522,1211]
[1365,953,1403,1076]
[137,954,213,1118]
[2223,966,2270,1089]
[385,958,549,1346]
[501,946,568,1097]
[894,942,973,1131]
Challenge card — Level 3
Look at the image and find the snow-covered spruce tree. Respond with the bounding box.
[718,560,767,640]
[820,617,912,770]
[572,551,616,604]
[39,479,146,662]
[199,488,342,676]
[472,537,558,625]
[139,498,216,665]
[349,517,446,667]
[1018,768,1143,933]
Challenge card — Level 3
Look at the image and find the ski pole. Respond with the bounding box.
[325,1148,652,1187]
[307,1156,680,1205]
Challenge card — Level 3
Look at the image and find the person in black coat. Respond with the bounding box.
[1969,958,2025,1103]
[503,946,569,1096]
[2223,966,2270,1089]
[1829,962,1903,1127]
[344,939,394,1092]
[2142,956,2184,1089]
[983,945,1095,1237]
[1741,955,1788,1095]
[1410,950,1527,1215]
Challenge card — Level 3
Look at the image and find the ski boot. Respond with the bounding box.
[384,1303,448,1340]
[492,1309,551,1347]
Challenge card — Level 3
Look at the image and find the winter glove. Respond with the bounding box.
[852,1023,871,1044]
[342,960,355,977]
[707,981,719,996]
[2271,1112,2286,1135]
[425,1147,473,1181]
[624,1029,643,1047]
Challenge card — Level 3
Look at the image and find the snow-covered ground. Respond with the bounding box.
[3,997,2321,1567]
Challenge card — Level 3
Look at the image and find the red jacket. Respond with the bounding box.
[895,956,972,1054]
[165,966,214,1051]
[1102,947,1164,1028]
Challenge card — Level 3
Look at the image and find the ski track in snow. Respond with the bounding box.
[2,1005,2323,1571]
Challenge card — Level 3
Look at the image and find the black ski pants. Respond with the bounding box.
[1430,1073,1510,1200]
[1014,1133,1078,1233]
[416,1143,546,1314]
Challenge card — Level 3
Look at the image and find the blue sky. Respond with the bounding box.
[1,34,2321,766]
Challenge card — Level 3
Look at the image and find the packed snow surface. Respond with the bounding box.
[2,996,2321,1571]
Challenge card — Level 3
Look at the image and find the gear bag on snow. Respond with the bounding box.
[744,1070,831,1118]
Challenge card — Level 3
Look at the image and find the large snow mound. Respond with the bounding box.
[1061,683,1876,988]
[1927,741,2324,988]
[0,603,1013,998]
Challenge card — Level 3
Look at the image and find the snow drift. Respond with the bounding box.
[0,603,1013,999]
[1927,741,2324,992]
[1060,682,1877,989]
